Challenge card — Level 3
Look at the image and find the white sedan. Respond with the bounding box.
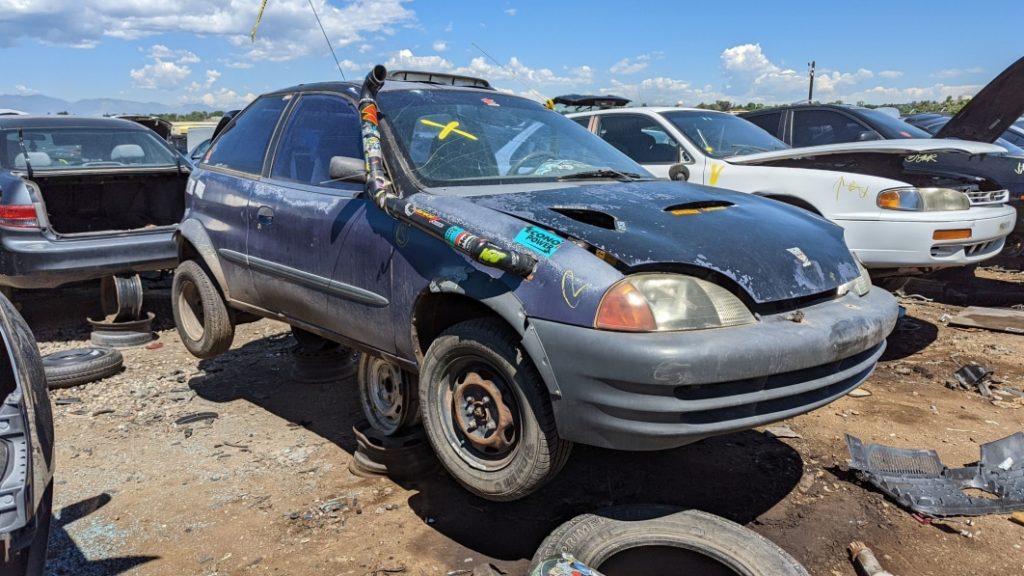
[569,107,1016,275]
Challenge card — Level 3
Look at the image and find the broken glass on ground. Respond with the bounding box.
[846,432,1024,516]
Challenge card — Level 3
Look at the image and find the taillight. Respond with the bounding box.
[0,205,40,229]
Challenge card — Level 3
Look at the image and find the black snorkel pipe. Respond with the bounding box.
[359,64,537,278]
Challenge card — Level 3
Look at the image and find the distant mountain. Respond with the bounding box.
[0,94,216,116]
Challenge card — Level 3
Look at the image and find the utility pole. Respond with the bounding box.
[808,60,816,102]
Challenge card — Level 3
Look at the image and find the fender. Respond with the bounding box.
[419,277,563,399]
[175,218,232,300]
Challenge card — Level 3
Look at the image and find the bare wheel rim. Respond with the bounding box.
[177,280,205,342]
[361,356,408,435]
[439,355,520,471]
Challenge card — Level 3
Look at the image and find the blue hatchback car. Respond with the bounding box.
[172,67,898,501]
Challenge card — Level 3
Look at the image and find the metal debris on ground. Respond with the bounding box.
[848,541,896,576]
[951,364,994,397]
[764,426,802,439]
[846,432,1024,517]
[945,363,1023,403]
[847,387,872,398]
[1011,511,1024,526]
[946,306,1024,334]
[174,411,219,426]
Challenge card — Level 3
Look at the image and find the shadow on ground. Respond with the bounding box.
[46,493,159,575]
[191,335,805,563]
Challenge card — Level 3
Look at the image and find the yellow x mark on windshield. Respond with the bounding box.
[420,119,478,141]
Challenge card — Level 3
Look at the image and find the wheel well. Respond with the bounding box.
[411,293,504,360]
[178,237,200,262]
[762,194,822,215]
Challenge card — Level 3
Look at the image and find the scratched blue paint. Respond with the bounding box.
[514,226,564,257]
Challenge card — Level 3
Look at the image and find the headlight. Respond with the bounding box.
[877,187,970,211]
[838,253,872,297]
[595,273,755,332]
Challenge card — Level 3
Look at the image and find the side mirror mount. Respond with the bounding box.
[677,146,694,164]
[857,130,883,142]
[668,163,690,182]
[329,156,367,184]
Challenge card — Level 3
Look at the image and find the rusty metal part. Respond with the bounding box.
[452,372,515,453]
[848,541,895,576]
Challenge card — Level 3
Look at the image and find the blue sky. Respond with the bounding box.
[1,0,1021,110]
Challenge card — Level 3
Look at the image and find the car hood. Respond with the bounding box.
[727,139,1007,164]
[462,181,860,304]
[935,56,1024,143]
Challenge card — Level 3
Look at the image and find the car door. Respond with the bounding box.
[196,94,291,305]
[592,113,686,179]
[245,92,395,352]
[791,109,872,148]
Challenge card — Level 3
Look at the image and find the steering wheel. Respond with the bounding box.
[509,151,557,175]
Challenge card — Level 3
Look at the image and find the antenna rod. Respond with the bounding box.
[808,60,815,102]
[308,0,346,80]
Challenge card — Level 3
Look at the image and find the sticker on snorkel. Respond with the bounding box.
[514,226,564,257]
[419,118,478,141]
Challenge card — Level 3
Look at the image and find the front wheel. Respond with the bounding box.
[172,260,234,359]
[419,319,572,501]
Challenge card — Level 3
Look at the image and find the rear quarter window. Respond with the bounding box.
[746,112,783,137]
[205,95,289,175]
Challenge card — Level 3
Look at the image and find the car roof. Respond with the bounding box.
[0,115,152,131]
[568,106,728,116]
[744,103,868,115]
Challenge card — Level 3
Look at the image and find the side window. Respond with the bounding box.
[270,94,363,188]
[596,114,681,164]
[205,95,289,175]
[1002,130,1024,147]
[571,116,591,129]
[746,112,783,138]
[792,110,869,147]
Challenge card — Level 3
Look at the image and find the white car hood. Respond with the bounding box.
[727,139,1007,165]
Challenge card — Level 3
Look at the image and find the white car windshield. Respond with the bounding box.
[378,88,650,187]
[2,127,179,170]
[661,111,789,159]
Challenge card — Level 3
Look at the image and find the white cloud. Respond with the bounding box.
[931,67,984,79]
[149,44,200,64]
[224,61,253,69]
[205,69,221,87]
[130,61,192,89]
[197,88,257,109]
[14,84,37,95]
[432,40,448,52]
[878,70,903,79]
[846,83,981,104]
[443,21,453,32]
[720,43,878,102]
[599,77,724,107]
[455,56,591,87]
[610,53,663,75]
[0,0,415,64]
[385,48,454,71]
[358,43,373,54]
[504,8,518,16]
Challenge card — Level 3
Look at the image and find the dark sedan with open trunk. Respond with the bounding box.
[0,116,188,289]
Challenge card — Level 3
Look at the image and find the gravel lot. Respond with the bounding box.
[19,265,1024,576]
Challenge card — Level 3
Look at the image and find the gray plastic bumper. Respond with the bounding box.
[532,289,898,451]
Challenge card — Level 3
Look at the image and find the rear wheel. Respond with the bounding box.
[358,353,419,435]
[172,260,234,359]
[419,318,571,501]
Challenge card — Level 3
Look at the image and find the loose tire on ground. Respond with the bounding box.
[42,347,124,389]
[531,505,810,576]
[419,318,572,501]
[172,259,234,359]
[291,326,341,352]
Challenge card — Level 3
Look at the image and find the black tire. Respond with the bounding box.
[358,353,420,435]
[172,259,234,359]
[291,326,340,352]
[531,505,810,576]
[419,318,571,501]
[91,330,153,349]
[42,347,124,389]
[6,482,52,575]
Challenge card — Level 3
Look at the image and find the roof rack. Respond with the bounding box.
[552,94,630,110]
[386,70,493,90]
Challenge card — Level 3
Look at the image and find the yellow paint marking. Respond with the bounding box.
[420,119,478,141]
[709,163,725,186]
[670,209,701,215]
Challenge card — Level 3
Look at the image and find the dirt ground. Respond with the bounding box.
[18,263,1024,576]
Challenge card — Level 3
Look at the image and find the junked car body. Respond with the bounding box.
[174,67,897,501]
[0,116,187,289]
[569,107,1016,276]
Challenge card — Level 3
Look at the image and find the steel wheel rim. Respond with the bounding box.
[362,357,407,434]
[177,280,205,342]
[438,355,520,471]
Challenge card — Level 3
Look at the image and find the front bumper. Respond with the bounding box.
[838,206,1016,270]
[0,228,177,289]
[533,289,898,451]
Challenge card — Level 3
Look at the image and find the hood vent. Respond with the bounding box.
[549,207,618,230]
[664,200,734,215]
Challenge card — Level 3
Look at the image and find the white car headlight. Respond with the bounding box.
[838,254,872,297]
[595,273,755,332]
[877,187,970,211]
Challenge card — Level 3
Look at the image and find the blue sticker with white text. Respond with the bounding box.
[514,226,564,257]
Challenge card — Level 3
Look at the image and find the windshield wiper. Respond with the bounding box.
[556,168,643,181]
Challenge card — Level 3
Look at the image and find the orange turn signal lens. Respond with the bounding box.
[877,190,902,210]
[595,281,656,332]
[932,229,971,241]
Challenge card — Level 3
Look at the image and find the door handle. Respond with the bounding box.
[257,205,274,227]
